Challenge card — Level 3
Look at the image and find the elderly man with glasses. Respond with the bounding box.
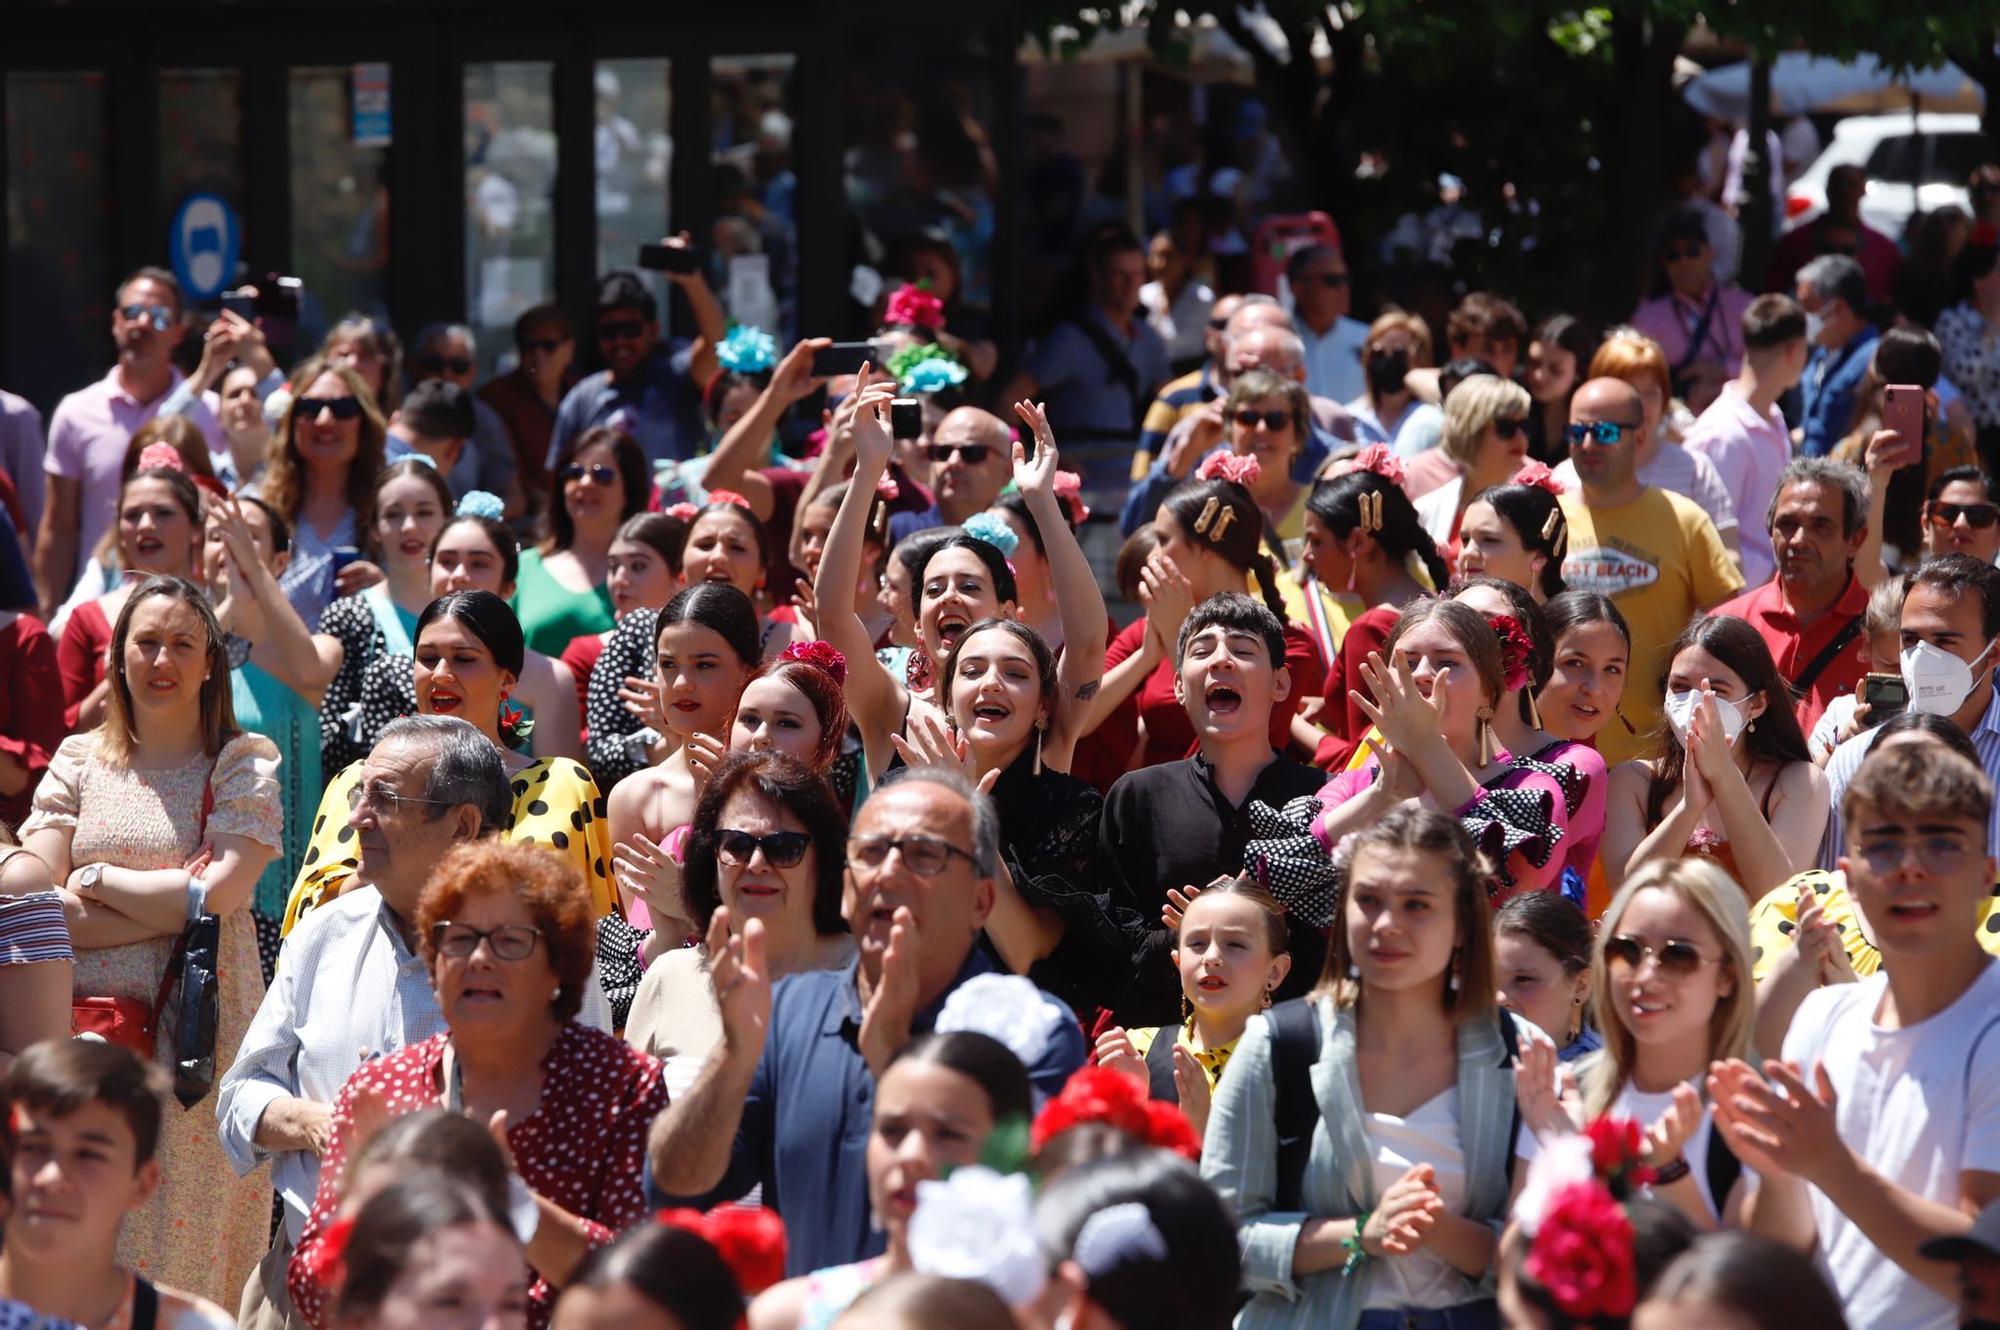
[217,716,609,1330]
[647,765,1087,1277]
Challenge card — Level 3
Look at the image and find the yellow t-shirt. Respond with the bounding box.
[1128,1022,1240,1092]
[1559,487,1743,766]
[1748,868,2000,983]
[282,755,616,935]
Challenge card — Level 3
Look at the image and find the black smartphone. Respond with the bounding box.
[219,290,256,320]
[890,398,923,441]
[811,341,877,378]
[256,275,303,321]
[637,242,705,275]
[1859,672,1908,723]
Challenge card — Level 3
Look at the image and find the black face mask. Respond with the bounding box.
[1368,349,1410,396]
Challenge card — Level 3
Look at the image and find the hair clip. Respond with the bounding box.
[1197,451,1261,487]
[715,324,778,375]
[1350,443,1407,488]
[1359,490,1385,533]
[1192,496,1221,535]
[1540,506,1564,543]
[1207,505,1238,543]
[782,639,848,685]
[456,490,505,521]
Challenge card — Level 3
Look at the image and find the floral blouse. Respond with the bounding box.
[287,1023,667,1330]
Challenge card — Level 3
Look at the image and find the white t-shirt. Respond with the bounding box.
[1612,1082,1737,1223]
[1782,960,2000,1330]
[1363,1087,1467,1310]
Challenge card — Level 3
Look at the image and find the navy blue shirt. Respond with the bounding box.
[649,946,1086,1276]
[1799,325,1879,458]
[546,343,706,468]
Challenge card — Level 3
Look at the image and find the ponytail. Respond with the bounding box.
[1250,550,1288,622]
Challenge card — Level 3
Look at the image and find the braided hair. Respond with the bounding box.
[1161,476,1288,622]
[1306,470,1452,591]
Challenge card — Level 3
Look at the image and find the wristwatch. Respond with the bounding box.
[1652,1155,1692,1186]
[75,863,104,895]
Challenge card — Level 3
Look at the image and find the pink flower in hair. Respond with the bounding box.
[706,489,754,512]
[883,283,946,332]
[137,442,187,474]
[665,502,700,522]
[782,639,848,685]
[1051,470,1090,524]
[875,473,901,502]
[1197,451,1261,487]
[1511,460,1566,497]
[1349,443,1406,488]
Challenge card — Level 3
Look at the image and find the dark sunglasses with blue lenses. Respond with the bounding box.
[1564,420,1638,447]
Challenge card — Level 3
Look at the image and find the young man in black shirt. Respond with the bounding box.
[1099,591,1327,1024]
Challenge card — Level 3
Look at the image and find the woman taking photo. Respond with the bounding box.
[1408,375,1534,562]
[57,459,205,730]
[259,356,389,628]
[1600,615,1828,901]
[749,1032,1031,1329]
[1454,472,1567,604]
[283,590,612,933]
[515,426,648,657]
[317,458,455,770]
[1296,457,1446,770]
[20,575,281,1304]
[817,386,1105,781]
[1533,592,1631,748]
[621,750,854,1075]
[1203,807,1531,1329]
[290,839,669,1330]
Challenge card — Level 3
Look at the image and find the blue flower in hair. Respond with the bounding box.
[961,512,1019,558]
[716,324,778,375]
[457,490,506,520]
[901,356,969,394]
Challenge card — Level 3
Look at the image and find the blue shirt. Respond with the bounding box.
[1117,422,1336,536]
[1799,325,1880,458]
[649,946,1086,1276]
[546,343,705,467]
[1020,307,1171,440]
[886,503,946,548]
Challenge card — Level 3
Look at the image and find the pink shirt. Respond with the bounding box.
[1630,285,1754,377]
[43,366,222,579]
[1684,383,1790,588]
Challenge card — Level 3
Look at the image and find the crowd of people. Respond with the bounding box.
[1,157,2000,1330]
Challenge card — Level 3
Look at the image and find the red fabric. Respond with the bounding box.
[1313,604,1400,770]
[1101,616,1320,771]
[1765,219,1902,306]
[1710,572,1871,738]
[0,613,62,827]
[55,599,112,731]
[562,631,609,745]
[289,1024,667,1330]
[0,470,24,535]
[1068,613,1143,793]
[479,369,564,493]
[759,465,809,597]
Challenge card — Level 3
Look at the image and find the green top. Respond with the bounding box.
[230,660,322,919]
[510,547,617,657]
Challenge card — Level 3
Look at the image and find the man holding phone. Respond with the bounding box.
[546,239,728,469]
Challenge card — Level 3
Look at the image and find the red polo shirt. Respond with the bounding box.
[1711,572,1871,737]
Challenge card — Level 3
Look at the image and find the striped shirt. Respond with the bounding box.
[1819,684,2000,870]
[0,890,72,966]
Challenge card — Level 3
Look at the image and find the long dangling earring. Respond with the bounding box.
[1525,689,1544,732]
[1446,949,1461,997]
[1033,719,1046,777]
[1476,706,1498,767]
[1181,993,1193,1026]
[1262,984,1275,1010]
[1567,993,1584,1043]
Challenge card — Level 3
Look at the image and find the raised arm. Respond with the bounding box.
[812,378,908,770]
[1011,401,1105,768]
[701,339,830,517]
[215,498,343,704]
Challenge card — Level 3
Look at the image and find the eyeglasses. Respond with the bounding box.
[598,320,648,342]
[415,353,474,376]
[346,780,453,815]
[1295,272,1349,289]
[1492,416,1527,440]
[926,443,994,466]
[1206,317,1231,331]
[117,303,174,330]
[520,337,568,354]
[1231,408,1294,432]
[1565,420,1638,447]
[1603,934,1716,976]
[716,828,814,868]
[1854,834,1974,876]
[848,834,976,877]
[431,922,543,961]
[1665,242,1705,261]
[298,395,364,422]
[1930,501,2000,531]
[563,462,619,486]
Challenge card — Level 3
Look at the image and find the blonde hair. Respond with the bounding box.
[1582,859,1754,1119]
[1364,309,1435,370]
[1438,374,1533,468]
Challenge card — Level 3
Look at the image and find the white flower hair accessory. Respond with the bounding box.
[907,1166,1047,1306]
[1511,1130,1596,1236]
[1071,1201,1167,1278]
[935,973,1064,1072]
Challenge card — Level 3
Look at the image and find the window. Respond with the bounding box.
[465,62,556,377]
[159,68,245,259]
[5,71,111,415]
[711,53,798,341]
[594,58,672,311]
[288,66,391,350]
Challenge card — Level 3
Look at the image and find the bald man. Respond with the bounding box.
[886,406,1016,544]
[1557,377,1743,763]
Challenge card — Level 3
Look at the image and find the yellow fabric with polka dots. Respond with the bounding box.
[1747,868,2000,983]
[281,756,616,937]
[1128,1022,1238,1091]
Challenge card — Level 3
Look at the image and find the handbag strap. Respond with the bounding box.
[153,763,219,1026]
[1790,614,1864,701]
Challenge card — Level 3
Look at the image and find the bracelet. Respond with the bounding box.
[1341,1210,1373,1275]
[1652,1155,1691,1186]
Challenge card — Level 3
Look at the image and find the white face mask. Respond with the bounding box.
[1663,689,1752,746]
[1901,638,1996,716]
[1804,310,1826,345]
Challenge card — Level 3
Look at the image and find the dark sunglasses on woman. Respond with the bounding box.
[1603,934,1714,976]
[1930,501,2000,531]
[715,829,813,868]
[297,395,363,422]
[1231,409,1293,432]
[563,462,619,486]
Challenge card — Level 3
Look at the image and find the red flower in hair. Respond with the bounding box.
[1197,451,1262,487]
[782,639,848,685]
[875,473,901,502]
[1974,221,2000,249]
[1487,614,1534,694]
[665,502,700,522]
[1511,460,1566,497]
[655,1206,788,1295]
[1031,1065,1200,1159]
[1583,1114,1656,1196]
[1052,470,1090,524]
[1349,443,1406,488]
[884,283,946,332]
[1523,1181,1637,1319]
[304,1213,355,1294]
[137,442,188,474]
[706,489,754,512]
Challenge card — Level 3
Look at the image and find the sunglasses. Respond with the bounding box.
[848,834,975,877]
[1295,271,1350,288]
[715,828,813,868]
[1492,416,1527,440]
[1665,242,1705,261]
[598,320,648,342]
[416,354,474,376]
[1206,317,1231,331]
[117,303,174,330]
[563,462,619,486]
[297,395,364,422]
[431,922,542,962]
[1603,934,1714,976]
[1564,420,1637,447]
[520,337,568,354]
[1930,501,2000,531]
[1232,408,1294,432]
[926,442,994,466]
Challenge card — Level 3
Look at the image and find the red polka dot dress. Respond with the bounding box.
[288,1022,668,1330]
